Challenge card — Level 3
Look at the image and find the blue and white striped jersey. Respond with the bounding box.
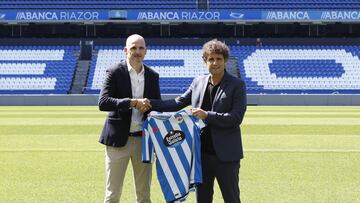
[142,110,205,203]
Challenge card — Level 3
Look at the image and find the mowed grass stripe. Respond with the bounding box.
[243,125,360,135]
[0,114,106,118]
[243,117,360,125]
[248,109,360,112]
[1,124,360,135]
[2,133,359,152]
[0,118,105,125]
[1,113,357,118]
[248,110,360,113]
[0,125,103,135]
[1,117,359,125]
[247,106,360,110]
[0,106,97,110]
[243,134,360,150]
[1,106,360,203]
[0,133,100,137]
[247,114,359,118]
[1,106,359,112]
[0,111,105,115]
[0,138,102,153]
[0,149,103,152]
[241,152,360,203]
[3,148,360,153]
[0,109,99,113]
[249,111,360,115]
[1,105,359,111]
[246,149,360,152]
[0,151,105,203]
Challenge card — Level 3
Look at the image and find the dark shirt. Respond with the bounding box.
[200,80,220,155]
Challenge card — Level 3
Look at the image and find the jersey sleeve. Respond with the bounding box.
[142,119,154,163]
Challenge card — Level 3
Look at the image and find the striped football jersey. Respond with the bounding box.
[142,110,205,203]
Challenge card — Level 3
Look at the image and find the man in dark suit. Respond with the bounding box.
[151,39,247,203]
[98,34,160,203]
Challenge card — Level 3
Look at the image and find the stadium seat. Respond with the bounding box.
[0,45,77,94]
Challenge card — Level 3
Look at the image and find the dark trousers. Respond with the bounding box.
[196,153,241,203]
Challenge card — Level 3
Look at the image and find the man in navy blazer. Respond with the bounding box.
[151,39,247,203]
[98,34,160,203]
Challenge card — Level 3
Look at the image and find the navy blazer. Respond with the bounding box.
[98,61,161,147]
[151,71,247,161]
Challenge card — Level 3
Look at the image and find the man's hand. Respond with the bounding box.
[135,98,152,113]
[191,108,208,120]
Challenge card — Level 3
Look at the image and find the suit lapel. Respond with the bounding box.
[212,72,229,109]
[122,62,133,97]
[143,66,149,98]
[198,75,210,107]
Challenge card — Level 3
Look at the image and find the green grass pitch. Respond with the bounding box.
[1,106,360,202]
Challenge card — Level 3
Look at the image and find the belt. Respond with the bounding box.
[129,131,143,137]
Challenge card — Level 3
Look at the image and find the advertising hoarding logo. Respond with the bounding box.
[229,12,244,19]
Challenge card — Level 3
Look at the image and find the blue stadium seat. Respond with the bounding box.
[0,45,77,94]
[0,0,198,9]
[208,0,360,9]
[234,44,360,94]
[82,43,360,95]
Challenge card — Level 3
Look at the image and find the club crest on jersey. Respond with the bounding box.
[174,114,184,123]
[152,127,159,133]
[164,130,185,147]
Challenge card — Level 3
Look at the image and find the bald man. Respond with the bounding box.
[98,34,161,203]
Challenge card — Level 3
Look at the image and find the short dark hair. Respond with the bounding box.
[202,39,230,62]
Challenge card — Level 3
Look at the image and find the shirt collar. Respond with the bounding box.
[127,60,145,74]
[208,76,222,87]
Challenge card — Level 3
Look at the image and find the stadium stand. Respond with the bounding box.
[234,45,360,94]
[1,39,360,95]
[1,0,359,9]
[85,45,206,94]
[1,0,360,106]
[0,45,77,94]
[209,0,360,9]
[0,0,198,9]
[83,42,360,95]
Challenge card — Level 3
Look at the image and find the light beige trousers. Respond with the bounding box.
[104,137,152,203]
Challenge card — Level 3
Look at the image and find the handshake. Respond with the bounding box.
[130,98,152,113]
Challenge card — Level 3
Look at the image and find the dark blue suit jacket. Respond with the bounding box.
[98,61,161,147]
[151,71,247,161]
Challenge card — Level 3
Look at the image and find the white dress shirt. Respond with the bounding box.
[127,61,145,133]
